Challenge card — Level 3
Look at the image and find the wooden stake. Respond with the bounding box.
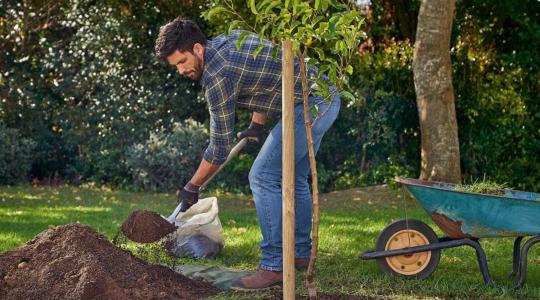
[297,49,319,299]
[282,40,295,300]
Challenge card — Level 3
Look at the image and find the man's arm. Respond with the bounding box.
[189,159,221,187]
[190,111,265,187]
[251,111,266,125]
[177,75,236,212]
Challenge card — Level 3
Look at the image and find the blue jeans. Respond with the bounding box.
[248,90,341,271]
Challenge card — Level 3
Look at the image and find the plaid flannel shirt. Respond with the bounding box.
[201,30,317,164]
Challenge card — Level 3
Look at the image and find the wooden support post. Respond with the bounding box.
[281,39,295,300]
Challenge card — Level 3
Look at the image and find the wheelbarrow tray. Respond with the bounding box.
[396,178,540,238]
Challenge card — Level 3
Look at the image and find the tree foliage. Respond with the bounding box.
[0,0,538,192]
[203,0,366,100]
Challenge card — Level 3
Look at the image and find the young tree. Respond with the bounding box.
[204,1,365,297]
[412,0,461,183]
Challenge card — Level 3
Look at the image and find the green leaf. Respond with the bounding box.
[252,44,265,59]
[236,31,251,50]
[250,0,258,15]
[345,65,353,75]
[285,0,291,10]
[256,0,273,12]
[312,16,324,27]
[204,6,228,20]
[302,14,310,25]
[341,11,360,26]
[317,22,329,34]
[258,23,270,39]
[315,78,329,95]
[340,90,356,102]
[321,0,329,10]
[329,15,340,33]
[226,20,243,36]
[329,67,337,82]
[271,46,279,60]
[314,0,321,10]
[265,1,281,14]
[325,57,339,68]
[336,40,347,53]
[312,48,325,61]
[293,0,300,15]
[311,105,319,118]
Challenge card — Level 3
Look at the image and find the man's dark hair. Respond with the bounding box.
[155,17,206,61]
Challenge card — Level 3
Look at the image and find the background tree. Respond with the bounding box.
[1,0,539,192]
[412,0,461,183]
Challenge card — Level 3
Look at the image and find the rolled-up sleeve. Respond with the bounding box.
[203,76,237,165]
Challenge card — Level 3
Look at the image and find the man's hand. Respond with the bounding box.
[237,122,264,143]
[178,182,200,212]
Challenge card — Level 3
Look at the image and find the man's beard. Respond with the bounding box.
[191,55,203,80]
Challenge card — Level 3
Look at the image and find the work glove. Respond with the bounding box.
[178,182,200,212]
[237,122,264,143]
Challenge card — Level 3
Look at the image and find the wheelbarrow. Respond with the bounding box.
[360,177,540,288]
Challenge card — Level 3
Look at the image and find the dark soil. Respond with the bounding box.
[301,295,380,300]
[0,224,219,300]
[121,210,177,243]
[261,291,382,299]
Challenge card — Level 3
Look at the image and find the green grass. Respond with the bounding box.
[1,184,540,299]
[454,180,509,196]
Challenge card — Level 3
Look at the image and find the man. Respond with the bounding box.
[155,17,340,291]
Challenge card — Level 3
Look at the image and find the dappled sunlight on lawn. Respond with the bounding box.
[2,185,540,299]
[0,232,24,244]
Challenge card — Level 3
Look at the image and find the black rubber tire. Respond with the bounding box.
[375,218,440,280]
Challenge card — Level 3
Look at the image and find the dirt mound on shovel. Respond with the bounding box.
[0,224,219,299]
[121,210,177,243]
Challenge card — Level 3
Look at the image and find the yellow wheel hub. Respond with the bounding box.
[385,229,431,275]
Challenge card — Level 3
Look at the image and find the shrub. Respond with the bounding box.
[126,120,208,192]
[0,123,36,185]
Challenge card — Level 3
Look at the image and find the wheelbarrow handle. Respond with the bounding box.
[166,138,249,223]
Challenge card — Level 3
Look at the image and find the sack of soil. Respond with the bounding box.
[164,197,224,259]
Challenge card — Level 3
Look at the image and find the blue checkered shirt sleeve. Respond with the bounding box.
[203,74,237,165]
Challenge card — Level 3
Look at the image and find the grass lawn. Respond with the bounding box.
[1,184,539,299]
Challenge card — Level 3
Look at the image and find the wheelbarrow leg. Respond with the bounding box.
[507,236,524,279]
[465,239,494,286]
[514,235,540,289]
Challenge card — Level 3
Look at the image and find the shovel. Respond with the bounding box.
[165,137,249,223]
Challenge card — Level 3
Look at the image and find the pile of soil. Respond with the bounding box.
[121,210,177,243]
[0,224,219,299]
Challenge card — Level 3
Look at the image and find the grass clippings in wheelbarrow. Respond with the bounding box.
[0,223,219,299]
[454,180,509,196]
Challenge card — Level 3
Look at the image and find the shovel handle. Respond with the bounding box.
[199,137,248,191]
[167,138,249,222]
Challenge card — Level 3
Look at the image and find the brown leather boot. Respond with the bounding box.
[230,269,282,291]
[295,257,310,271]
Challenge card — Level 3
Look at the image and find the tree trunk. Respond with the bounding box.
[412,0,461,183]
[297,49,319,299]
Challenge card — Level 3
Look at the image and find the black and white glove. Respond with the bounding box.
[237,122,264,143]
[178,182,200,212]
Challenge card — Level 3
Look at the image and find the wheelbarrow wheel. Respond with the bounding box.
[376,219,440,279]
